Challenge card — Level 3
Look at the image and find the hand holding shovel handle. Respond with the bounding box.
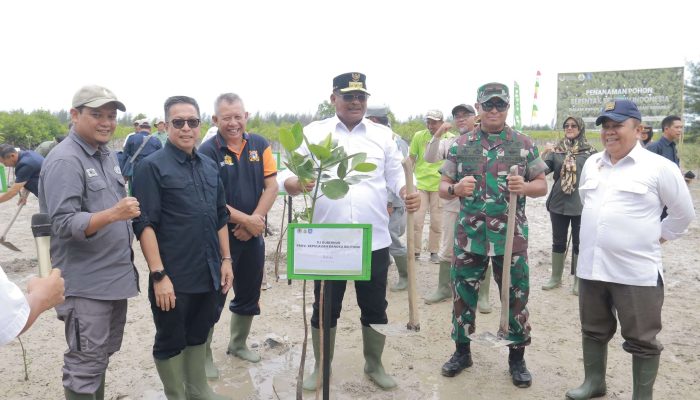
[499,165,519,336]
[402,157,420,331]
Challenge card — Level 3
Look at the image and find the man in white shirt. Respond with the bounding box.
[566,100,695,400]
[280,72,420,390]
[0,266,64,346]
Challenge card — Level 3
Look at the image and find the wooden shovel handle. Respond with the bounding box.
[499,165,519,334]
[402,157,420,330]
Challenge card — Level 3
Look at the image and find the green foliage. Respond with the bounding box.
[279,122,376,222]
[392,117,426,142]
[0,110,68,148]
[316,100,335,120]
[684,60,700,144]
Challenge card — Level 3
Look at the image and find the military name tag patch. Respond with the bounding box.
[86,168,98,177]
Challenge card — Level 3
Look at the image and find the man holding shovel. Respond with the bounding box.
[439,82,546,387]
[0,144,43,205]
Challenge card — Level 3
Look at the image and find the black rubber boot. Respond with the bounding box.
[508,347,532,388]
[441,342,473,377]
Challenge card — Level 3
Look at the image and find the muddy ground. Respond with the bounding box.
[1,178,698,400]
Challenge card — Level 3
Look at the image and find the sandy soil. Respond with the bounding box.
[1,178,698,400]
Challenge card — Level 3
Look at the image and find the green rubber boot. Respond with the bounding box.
[183,344,227,400]
[205,327,219,379]
[95,373,105,400]
[303,327,337,391]
[478,265,493,314]
[227,313,260,362]
[64,389,95,400]
[362,326,397,390]
[424,261,451,304]
[571,253,579,296]
[542,252,565,290]
[390,254,408,292]
[154,352,187,400]
[565,337,607,400]
[632,355,659,400]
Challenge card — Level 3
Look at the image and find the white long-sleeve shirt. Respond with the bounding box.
[578,142,695,286]
[425,135,460,213]
[277,116,406,250]
[0,266,29,345]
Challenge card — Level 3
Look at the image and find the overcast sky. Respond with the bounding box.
[1,0,697,127]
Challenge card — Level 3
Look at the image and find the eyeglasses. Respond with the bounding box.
[480,100,508,112]
[564,124,579,129]
[169,118,201,129]
[339,93,368,102]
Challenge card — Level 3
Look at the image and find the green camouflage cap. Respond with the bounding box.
[477,82,510,104]
[72,85,126,111]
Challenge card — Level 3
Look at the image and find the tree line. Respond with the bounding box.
[2,60,699,150]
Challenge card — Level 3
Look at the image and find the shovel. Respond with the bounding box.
[1,202,25,252]
[468,165,519,347]
[371,157,420,337]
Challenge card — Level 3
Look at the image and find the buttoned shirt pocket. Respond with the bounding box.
[613,181,649,215]
[86,178,108,212]
[579,179,599,208]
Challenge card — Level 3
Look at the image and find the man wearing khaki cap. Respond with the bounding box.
[38,85,141,400]
[410,109,453,304]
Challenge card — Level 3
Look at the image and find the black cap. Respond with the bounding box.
[333,72,370,94]
[595,99,642,126]
[451,104,476,117]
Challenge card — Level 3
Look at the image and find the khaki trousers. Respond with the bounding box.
[413,190,442,254]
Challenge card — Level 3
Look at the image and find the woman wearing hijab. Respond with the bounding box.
[541,116,596,295]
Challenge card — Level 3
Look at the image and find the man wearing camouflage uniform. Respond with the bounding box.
[438,83,547,388]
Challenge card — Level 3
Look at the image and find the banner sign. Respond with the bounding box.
[287,223,372,281]
[556,67,684,129]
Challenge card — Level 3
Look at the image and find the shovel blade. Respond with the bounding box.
[0,239,21,252]
[369,324,419,337]
[467,331,514,348]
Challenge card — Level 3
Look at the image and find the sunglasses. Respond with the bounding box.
[480,100,508,112]
[339,93,368,102]
[169,118,201,129]
[564,124,579,129]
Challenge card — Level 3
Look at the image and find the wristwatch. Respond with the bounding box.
[447,185,455,196]
[150,269,167,282]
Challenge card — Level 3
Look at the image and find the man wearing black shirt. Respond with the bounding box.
[132,95,232,399]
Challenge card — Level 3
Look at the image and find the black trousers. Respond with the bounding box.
[311,247,390,329]
[549,212,581,254]
[149,284,218,360]
[228,235,265,316]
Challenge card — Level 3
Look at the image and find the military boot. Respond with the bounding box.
[478,265,493,314]
[441,342,473,377]
[566,337,607,399]
[390,254,408,292]
[154,352,187,400]
[362,326,397,389]
[632,355,659,400]
[303,327,337,391]
[571,253,579,296]
[508,347,532,388]
[205,327,219,379]
[424,261,451,304]
[183,344,227,400]
[542,251,565,290]
[227,313,260,362]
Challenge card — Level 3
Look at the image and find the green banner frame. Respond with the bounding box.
[287,223,372,281]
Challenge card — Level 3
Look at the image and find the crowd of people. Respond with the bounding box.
[0,74,696,399]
